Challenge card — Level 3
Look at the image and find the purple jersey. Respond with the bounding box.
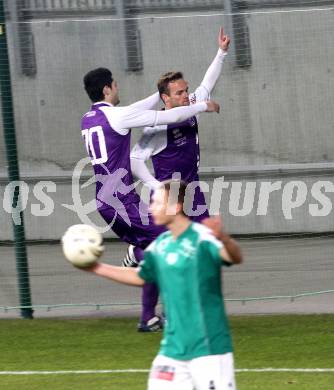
[151,116,200,183]
[151,116,208,221]
[81,102,139,210]
[81,101,165,247]
[131,96,209,221]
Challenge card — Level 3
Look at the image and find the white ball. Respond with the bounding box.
[61,224,104,268]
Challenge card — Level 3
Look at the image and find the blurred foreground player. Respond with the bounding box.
[81,68,220,331]
[78,179,243,390]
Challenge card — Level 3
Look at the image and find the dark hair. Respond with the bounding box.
[157,71,184,97]
[83,68,113,102]
[159,179,188,215]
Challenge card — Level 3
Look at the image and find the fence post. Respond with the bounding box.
[0,0,33,319]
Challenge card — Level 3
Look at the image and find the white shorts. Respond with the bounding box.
[148,353,236,390]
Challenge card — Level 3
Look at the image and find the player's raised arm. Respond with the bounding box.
[129,92,160,110]
[202,216,243,264]
[193,27,230,101]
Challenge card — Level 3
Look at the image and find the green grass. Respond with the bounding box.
[0,315,333,389]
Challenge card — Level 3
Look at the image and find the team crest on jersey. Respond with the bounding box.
[180,238,196,256]
[166,253,178,265]
[175,136,187,147]
[190,93,197,104]
[189,116,196,127]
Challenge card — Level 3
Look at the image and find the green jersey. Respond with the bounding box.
[138,222,233,361]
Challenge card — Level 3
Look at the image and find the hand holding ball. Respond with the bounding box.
[62,224,104,268]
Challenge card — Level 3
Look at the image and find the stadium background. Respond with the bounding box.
[0,0,333,317]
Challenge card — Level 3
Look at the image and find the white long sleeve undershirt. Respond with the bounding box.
[199,49,227,96]
[98,101,208,135]
[114,101,208,130]
[129,92,160,110]
[131,158,161,190]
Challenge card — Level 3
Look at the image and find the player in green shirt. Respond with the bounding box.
[82,179,243,389]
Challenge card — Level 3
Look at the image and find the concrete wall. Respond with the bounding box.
[1,7,334,239]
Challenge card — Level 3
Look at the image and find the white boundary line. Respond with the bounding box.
[237,368,334,372]
[0,368,333,375]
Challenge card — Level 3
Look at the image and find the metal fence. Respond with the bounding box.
[15,0,223,18]
[11,0,334,19]
[2,1,332,25]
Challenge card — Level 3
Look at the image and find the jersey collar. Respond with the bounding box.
[170,222,193,241]
[93,101,113,107]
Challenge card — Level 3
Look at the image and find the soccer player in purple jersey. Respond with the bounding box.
[128,29,230,325]
[81,68,220,331]
[130,27,230,221]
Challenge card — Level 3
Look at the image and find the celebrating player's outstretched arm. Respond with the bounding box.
[195,26,230,101]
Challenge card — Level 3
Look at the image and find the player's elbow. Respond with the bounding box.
[130,155,145,163]
[130,157,143,174]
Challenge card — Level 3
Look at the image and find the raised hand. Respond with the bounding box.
[202,216,224,238]
[218,27,230,52]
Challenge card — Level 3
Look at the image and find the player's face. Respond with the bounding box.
[103,80,120,105]
[164,79,190,108]
[149,188,176,225]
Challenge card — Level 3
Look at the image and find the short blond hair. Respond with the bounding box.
[157,71,184,96]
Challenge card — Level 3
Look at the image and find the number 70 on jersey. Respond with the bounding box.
[82,126,108,165]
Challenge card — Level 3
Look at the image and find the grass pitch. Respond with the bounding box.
[0,314,333,389]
